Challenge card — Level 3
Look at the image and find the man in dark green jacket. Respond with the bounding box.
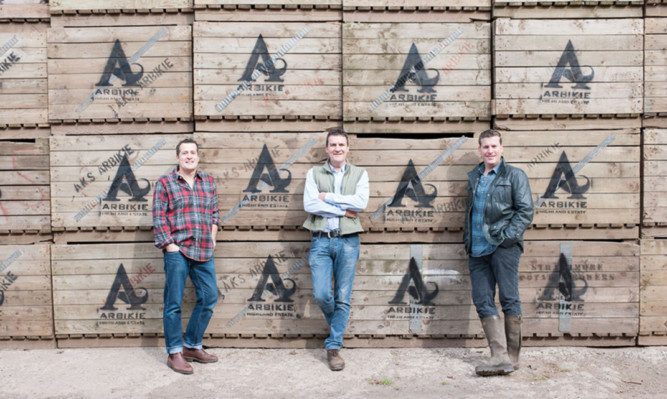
[464,129,534,376]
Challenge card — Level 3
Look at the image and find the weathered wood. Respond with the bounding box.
[50,0,193,12]
[194,21,341,121]
[0,245,53,338]
[639,239,667,341]
[49,134,190,229]
[645,19,667,116]
[342,21,491,123]
[493,5,642,19]
[0,2,49,21]
[48,23,192,122]
[643,129,667,227]
[0,23,48,127]
[494,18,644,118]
[0,139,50,233]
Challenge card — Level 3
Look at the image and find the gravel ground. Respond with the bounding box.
[0,346,665,398]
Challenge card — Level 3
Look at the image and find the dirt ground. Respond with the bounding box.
[0,346,665,398]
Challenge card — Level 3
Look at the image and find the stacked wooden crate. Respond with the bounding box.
[492,15,643,343]
[639,239,667,345]
[493,0,643,19]
[47,5,193,134]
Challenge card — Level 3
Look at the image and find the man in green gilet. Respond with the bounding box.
[303,128,369,371]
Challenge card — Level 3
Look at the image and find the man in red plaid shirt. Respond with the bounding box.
[153,138,219,374]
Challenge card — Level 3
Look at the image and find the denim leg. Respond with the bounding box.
[325,235,359,350]
[309,237,335,325]
[184,257,218,349]
[492,245,522,317]
[468,254,499,319]
[163,251,188,354]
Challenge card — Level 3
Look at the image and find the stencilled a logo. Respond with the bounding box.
[542,152,590,200]
[389,258,439,306]
[248,255,296,303]
[239,34,287,83]
[389,160,437,208]
[101,264,149,311]
[392,44,440,93]
[545,41,594,90]
[243,145,292,193]
[96,39,144,87]
[540,40,594,105]
[104,154,152,202]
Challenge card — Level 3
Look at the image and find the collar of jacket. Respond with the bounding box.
[319,160,349,176]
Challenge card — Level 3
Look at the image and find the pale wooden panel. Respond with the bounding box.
[640,239,667,335]
[50,0,193,11]
[643,130,667,225]
[47,25,192,122]
[645,21,666,115]
[0,23,48,126]
[0,244,53,338]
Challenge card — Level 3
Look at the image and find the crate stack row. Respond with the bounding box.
[0,0,664,349]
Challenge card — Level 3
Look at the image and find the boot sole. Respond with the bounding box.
[475,366,514,377]
[183,356,218,364]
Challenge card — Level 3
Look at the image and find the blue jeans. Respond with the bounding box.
[309,234,360,350]
[468,244,522,319]
[163,251,218,354]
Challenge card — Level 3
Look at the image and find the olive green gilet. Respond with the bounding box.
[302,162,365,235]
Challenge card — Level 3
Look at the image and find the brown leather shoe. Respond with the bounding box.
[183,347,218,363]
[167,353,193,375]
[327,349,345,371]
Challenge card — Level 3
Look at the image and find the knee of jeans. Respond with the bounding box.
[312,289,331,306]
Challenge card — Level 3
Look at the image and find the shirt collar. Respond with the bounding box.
[478,158,503,176]
[328,162,346,174]
[171,166,202,180]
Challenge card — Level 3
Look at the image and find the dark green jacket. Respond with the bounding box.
[463,158,534,255]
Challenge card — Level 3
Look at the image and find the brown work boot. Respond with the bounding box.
[505,314,522,370]
[167,353,194,375]
[327,349,345,371]
[183,347,218,363]
[475,316,514,377]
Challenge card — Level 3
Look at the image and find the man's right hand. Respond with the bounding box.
[166,243,180,252]
[345,209,357,218]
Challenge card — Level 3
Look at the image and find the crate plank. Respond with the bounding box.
[50,0,193,12]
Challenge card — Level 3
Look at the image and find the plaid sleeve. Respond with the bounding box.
[210,178,220,226]
[152,177,174,249]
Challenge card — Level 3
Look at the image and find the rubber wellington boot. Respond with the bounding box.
[475,315,514,376]
[505,314,522,370]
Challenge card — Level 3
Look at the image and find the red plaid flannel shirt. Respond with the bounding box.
[152,169,219,262]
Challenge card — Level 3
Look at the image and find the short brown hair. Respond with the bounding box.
[176,138,199,155]
[478,129,502,145]
[326,127,349,146]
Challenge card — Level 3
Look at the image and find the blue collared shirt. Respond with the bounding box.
[471,161,502,257]
[303,162,369,232]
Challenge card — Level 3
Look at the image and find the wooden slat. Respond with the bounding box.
[50,0,193,12]
[640,239,667,340]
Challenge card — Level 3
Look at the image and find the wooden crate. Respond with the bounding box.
[644,18,667,128]
[49,0,193,14]
[342,22,491,127]
[194,4,342,24]
[639,239,667,345]
[494,18,643,118]
[47,23,193,125]
[493,1,643,19]
[0,23,48,128]
[646,2,667,18]
[643,128,667,238]
[0,244,54,343]
[501,129,640,239]
[0,139,50,235]
[194,21,341,122]
[49,134,190,230]
[196,132,322,229]
[196,0,340,7]
[520,240,639,339]
[0,0,49,22]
